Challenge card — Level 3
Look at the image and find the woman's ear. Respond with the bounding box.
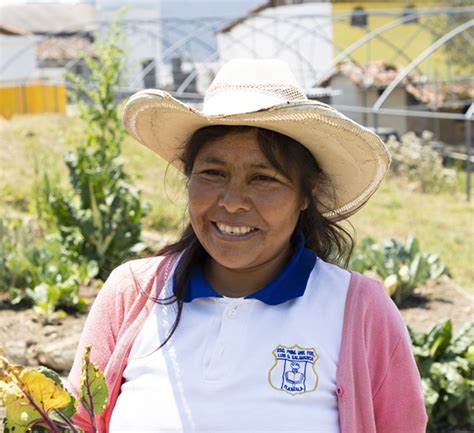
[300,197,309,211]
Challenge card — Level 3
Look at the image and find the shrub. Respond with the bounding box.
[41,15,148,280]
[350,235,448,305]
[386,131,457,193]
[409,320,474,432]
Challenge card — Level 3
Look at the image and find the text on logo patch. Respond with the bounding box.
[268,345,319,395]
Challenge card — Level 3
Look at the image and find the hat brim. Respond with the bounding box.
[123,89,390,221]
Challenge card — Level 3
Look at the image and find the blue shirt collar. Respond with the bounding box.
[183,232,316,305]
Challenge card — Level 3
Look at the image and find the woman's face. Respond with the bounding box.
[188,130,307,274]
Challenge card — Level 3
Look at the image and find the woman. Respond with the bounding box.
[68,59,427,433]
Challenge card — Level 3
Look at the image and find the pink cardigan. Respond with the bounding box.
[67,255,427,433]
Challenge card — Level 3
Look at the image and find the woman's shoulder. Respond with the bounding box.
[345,270,407,337]
[102,254,178,296]
[347,271,394,309]
[111,255,167,276]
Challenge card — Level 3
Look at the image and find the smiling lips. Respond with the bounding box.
[214,222,258,236]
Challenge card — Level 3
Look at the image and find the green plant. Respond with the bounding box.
[386,131,457,193]
[409,320,474,432]
[0,218,95,319]
[0,219,33,293]
[41,13,148,280]
[350,235,448,304]
[1,345,108,433]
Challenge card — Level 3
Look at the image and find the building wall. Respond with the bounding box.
[96,0,162,90]
[407,115,465,145]
[332,1,451,80]
[1,35,39,82]
[217,2,333,89]
[0,83,66,118]
[0,35,67,117]
[329,75,408,133]
[366,86,407,134]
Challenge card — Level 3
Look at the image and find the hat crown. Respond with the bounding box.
[202,59,307,116]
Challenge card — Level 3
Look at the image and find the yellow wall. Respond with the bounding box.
[0,83,66,119]
[332,1,452,78]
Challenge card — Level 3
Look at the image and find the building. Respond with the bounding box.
[319,61,411,134]
[405,78,473,145]
[320,61,472,145]
[218,1,333,89]
[0,24,67,117]
[0,3,97,117]
[95,0,162,90]
[217,0,456,88]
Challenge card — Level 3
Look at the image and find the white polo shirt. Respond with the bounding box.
[110,236,349,432]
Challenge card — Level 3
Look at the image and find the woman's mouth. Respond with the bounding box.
[212,222,258,238]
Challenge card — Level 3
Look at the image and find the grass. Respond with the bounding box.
[349,180,473,291]
[1,114,473,291]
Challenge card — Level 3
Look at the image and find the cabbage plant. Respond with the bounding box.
[409,320,474,432]
[350,235,448,305]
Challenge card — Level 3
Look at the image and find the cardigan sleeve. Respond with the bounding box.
[364,280,428,433]
[66,263,130,432]
[338,272,427,433]
[372,323,427,433]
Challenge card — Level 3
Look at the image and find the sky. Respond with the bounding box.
[1,0,264,60]
[2,0,263,18]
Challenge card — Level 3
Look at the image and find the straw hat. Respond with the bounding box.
[123,58,390,221]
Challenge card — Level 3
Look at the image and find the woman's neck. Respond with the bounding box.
[203,245,293,298]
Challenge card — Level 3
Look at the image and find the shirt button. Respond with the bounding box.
[226,307,237,319]
[336,386,344,397]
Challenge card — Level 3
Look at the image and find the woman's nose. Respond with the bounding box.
[217,180,251,213]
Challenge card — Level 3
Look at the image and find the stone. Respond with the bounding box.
[36,334,80,373]
[4,340,28,365]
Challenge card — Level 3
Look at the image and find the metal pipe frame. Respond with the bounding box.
[373,19,474,111]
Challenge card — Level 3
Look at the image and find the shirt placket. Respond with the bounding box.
[203,299,243,382]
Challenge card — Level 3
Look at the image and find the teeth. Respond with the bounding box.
[216,223,255,235]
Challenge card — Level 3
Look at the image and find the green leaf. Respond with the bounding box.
[451,321,474,356]
[79,345,108,419]
[409,253,424,286]
[427,320,452,358]
[421,378,438,416]
[406,234,420,259]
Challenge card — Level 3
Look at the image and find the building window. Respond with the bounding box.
[351,6,368,27]
[403,5,418,24]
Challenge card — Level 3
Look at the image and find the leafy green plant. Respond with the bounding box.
[386,131,457,193]
[409,320,474,432]
[0,219,33,293]
[350,235,448,304]
[41,14,148,280]
[0,218,95,319]
[0,345,108,433]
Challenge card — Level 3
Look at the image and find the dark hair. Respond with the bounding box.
[151,125,354,348]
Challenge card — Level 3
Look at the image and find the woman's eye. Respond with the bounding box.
[254,174,276,182]
[201,169,224,177]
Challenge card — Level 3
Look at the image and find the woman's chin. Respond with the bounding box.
[207,250,259,272]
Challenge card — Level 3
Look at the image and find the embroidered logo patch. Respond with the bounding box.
[268,345,319,395]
